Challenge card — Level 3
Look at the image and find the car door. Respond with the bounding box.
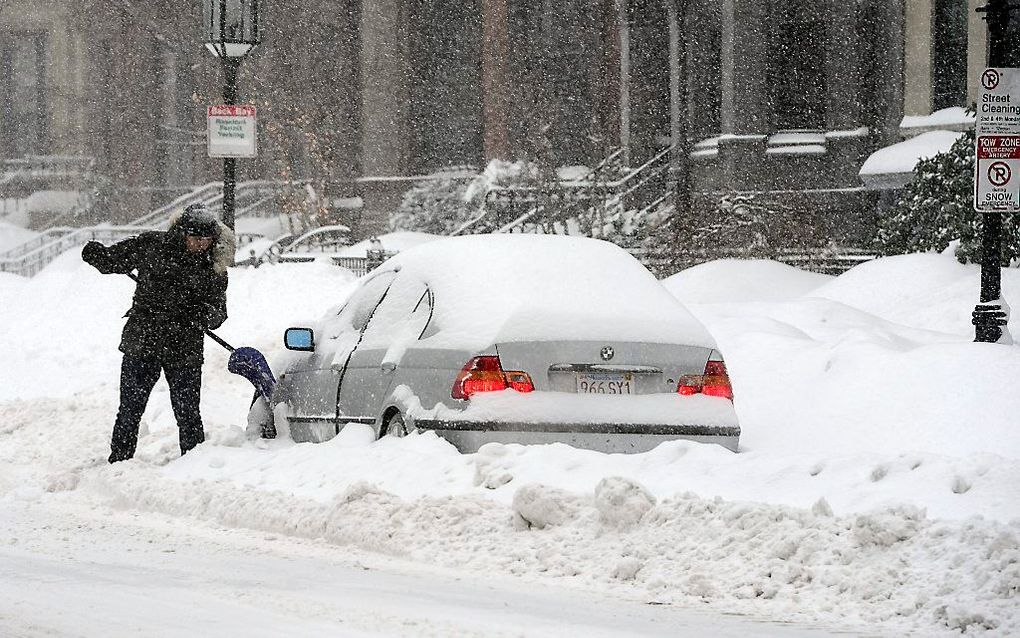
[285,270,397,425]
[338,273,432,422]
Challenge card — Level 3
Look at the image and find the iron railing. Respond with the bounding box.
[1,180,295,277]
[0,226,152,277]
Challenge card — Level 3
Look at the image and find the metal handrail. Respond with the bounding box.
[449,209,489,236]
[130,181,222,227]
[0,179,296,277]
[0,225,154,277]
[496,206,540,234]
[0,226,77,260]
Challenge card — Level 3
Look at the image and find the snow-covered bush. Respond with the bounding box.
[876,123,1020,266]
[389,161,529,235]
[388,167,483,235]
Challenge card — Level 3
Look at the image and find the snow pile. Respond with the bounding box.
[663,259,832,303]
[72,461,1020,636]
[900,107,974,135]
[859,130,964,187]
[1,249,1019,635]
[670,256,1020,458]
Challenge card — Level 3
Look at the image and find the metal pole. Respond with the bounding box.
[222,56,240,231]
[974,0,1012,343]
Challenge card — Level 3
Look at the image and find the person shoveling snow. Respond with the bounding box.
[81,203,274,463]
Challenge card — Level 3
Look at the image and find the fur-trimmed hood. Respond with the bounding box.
[167,210,236,275]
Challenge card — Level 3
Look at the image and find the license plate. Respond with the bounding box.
[576,372,633,395]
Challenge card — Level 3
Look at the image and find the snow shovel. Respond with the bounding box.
[125,273,276,401]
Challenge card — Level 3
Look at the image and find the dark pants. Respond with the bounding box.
[110,354,205,463]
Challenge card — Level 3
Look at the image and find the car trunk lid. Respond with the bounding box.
[495,340,713,395]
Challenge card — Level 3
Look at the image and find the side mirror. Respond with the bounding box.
[284,327,315,351]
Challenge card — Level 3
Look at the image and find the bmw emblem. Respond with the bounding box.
[600,346,615,361]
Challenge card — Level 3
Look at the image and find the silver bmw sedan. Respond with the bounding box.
[251,233,740,453]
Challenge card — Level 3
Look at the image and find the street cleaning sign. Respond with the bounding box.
[975,68,1020,212]
[207,105,257,158]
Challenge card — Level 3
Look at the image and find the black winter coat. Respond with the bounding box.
[82,226,229,366]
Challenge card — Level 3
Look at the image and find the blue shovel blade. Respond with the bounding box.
[227,347,277,401]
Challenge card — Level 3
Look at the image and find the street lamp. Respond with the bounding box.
[203,0,261,230]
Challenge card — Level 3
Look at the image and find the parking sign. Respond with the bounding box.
[207,105,257,159]
[975,68,1020,212]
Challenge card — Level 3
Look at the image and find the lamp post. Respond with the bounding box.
[203,0,261,231]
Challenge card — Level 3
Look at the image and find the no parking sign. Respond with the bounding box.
[975,68,1020,212]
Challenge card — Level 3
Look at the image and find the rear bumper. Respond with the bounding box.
[413,419,740,453]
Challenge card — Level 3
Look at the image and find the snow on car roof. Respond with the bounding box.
[384,234,717,350]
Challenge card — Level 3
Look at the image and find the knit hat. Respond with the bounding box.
[178,203,220,238]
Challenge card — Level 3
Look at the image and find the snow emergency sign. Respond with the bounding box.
[975,68,1020,212]
[207,105,257,159]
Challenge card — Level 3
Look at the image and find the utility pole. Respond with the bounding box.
[973,0,1015,343]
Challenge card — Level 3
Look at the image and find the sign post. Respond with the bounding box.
[972,0,1016,345]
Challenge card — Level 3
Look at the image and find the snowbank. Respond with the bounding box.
[1,248,1019,636]
[663,259,832,303]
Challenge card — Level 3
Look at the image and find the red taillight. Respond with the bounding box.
[452,356,534,400]
[677,359,733,400]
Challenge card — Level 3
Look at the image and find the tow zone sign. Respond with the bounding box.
[975,68,1020,212]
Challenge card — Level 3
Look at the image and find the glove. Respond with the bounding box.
[81,241,105,265]
[205,306,228,330]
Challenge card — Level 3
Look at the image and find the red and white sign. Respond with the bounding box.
[975,68,1020,212]
[207,105,257,158]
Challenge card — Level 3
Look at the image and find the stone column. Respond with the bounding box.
[482,0,510,161]
[903,0,932,117]
[824,0,868,189]
[359,0,409,177]
[358,0,409,236]
[720,0,769,134]
[825,0,860,131]
[618,0,631,167]
[718,0,768,189]
[875,0,905,146]
[600,0,621,151]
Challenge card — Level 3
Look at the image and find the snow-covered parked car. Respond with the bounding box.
[253,234,740,452]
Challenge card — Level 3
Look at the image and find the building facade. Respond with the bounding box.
[0,0,983,239]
